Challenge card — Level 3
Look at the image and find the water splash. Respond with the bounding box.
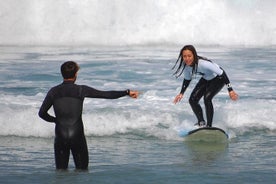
[0,0,275,46]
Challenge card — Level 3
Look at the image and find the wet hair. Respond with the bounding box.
[172,45,211,78]
[61,61,79,79]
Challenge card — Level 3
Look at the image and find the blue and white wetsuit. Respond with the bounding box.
[180,59,233,127]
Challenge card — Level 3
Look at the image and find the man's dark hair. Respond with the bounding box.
[61,61,79,79]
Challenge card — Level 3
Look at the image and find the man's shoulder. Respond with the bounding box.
[47,83,65,94]
[50,83,63,90]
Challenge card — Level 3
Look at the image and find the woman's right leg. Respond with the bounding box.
[189,78,207,124]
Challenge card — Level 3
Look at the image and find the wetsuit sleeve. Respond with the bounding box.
[180,79,191,94]
[81,85,128,99]
[38,92,56,122]
[219,70,233,92]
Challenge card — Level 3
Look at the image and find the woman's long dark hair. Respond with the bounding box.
[172,45,212,78]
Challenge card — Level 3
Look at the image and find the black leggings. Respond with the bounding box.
[189,76,224,127]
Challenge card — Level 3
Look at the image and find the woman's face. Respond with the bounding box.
[182,49,194,66]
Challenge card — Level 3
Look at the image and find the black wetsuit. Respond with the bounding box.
[180,60,233,127]
[38,81,128,170]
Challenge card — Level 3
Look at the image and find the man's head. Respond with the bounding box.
[61,61,79,80]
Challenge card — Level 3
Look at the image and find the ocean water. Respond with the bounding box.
[0,45,275,183]
[0,0,276,183]
[0,0,276,46]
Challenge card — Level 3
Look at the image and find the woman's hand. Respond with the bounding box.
[173,93,183,104]
[229,90,238,101]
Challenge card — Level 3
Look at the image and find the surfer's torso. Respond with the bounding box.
[183,60,223,80]
[39,81,128,140]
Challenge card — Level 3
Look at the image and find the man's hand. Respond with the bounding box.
[129,90,139,98]
[229,90,238,101]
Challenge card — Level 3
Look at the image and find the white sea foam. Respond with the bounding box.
[0,91,275,140]
[0,0,275,46]
[0,46,275,140]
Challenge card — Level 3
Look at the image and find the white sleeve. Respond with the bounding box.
[201,61,223,75]
[183,66,193,80]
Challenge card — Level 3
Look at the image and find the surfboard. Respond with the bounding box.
[184,127,228,143]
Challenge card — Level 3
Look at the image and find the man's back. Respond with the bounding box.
[50,82,85,141]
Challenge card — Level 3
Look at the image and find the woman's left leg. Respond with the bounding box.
[204,77,225,127]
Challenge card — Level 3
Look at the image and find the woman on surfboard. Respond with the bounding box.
[173,45,238,127]
[39,61,139,170]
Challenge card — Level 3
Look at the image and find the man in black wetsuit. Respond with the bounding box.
[38,61,139,170]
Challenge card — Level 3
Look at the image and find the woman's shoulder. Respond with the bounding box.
[199,59,212,64]
[198,59,222,74]
[198,59,217,67]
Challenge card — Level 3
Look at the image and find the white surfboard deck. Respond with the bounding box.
[184,127,228,143]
